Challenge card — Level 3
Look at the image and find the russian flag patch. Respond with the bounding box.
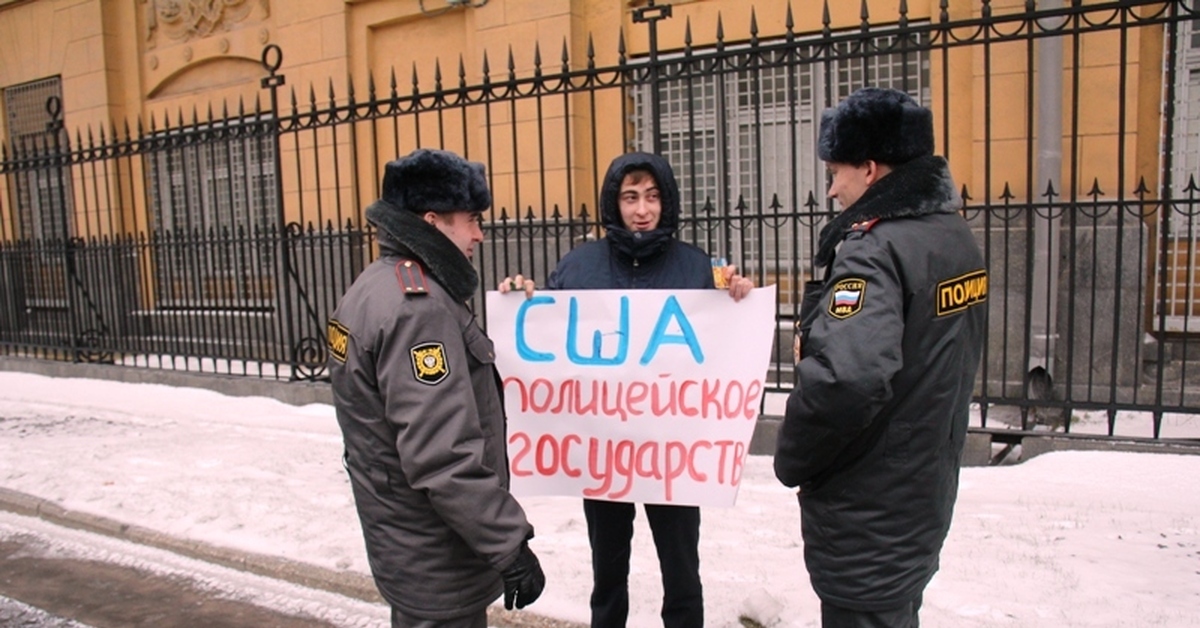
[828,278,866,319]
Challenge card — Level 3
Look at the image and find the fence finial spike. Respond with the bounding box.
[347,73,356,102]
[1134,176,1150,196]
[1042,178,1058,199]
[940,0,950,23]
[238,95,246,118]
[561,37,570,72]
[459,54,468,85]
[434,58,443,86]
[329,77,337,104]
[191,103,199,126]
[367,69,377,98]
[860,0,869,26]
[482,49,491,78]
[221,98,230,120]
[618,27,626,61]
[822,0,831,34]
[534,41,542,69]
[749,7,758,44]
[507,45,516,78]
[684,17,693,52]
[715,13,724,46]
[1088,178,1105,199]
[206,101,214,123]
[587,33,595,69]
[786,1,795,33]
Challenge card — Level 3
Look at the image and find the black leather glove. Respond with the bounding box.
[501,542,545,610]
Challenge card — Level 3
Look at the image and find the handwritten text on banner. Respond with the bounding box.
[486,287,777,507]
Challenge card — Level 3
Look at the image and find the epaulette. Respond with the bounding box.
[850,218,881,233]
[395,259,429,295]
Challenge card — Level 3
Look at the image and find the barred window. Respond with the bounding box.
[3,76,73,242]
[632,33,929,295]
[144,122,279,308]
[1160,18,1200,330]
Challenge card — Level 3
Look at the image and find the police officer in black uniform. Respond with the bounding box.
[328,149,544,628]
[774,88,988,628]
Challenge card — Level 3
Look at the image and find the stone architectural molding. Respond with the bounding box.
[144,0,270,48]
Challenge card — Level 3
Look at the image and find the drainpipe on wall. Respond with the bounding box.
[1030,0,1063,392]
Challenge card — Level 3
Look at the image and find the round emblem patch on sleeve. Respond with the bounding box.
[410,342,450,385]
[828,278,866,319]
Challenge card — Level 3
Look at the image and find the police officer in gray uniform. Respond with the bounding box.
[328,149,544,628]
[774,88,988,628]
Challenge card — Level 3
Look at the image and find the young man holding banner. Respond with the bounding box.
[774,88,987,627]
[502,151,754,628]
[328,149,544,628]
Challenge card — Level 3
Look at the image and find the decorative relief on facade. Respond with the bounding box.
[144,0,270,48]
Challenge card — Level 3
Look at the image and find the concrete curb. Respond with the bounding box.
[0,486,381,604]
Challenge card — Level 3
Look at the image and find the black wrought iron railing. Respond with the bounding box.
[3,0,1200,441]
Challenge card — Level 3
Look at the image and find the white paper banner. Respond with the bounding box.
[486,286,777,507]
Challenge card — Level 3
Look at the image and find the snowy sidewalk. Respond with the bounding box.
[1,371,1199,627]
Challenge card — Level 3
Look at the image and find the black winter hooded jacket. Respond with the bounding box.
[546,152,715,290]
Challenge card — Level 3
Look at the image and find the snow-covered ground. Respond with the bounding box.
[1,371,1198,627]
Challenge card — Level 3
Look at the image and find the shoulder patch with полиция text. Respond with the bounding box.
[327,319,349,364]
[936,269,988,316]
[828,278,866,319]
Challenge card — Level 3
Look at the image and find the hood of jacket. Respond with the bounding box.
[815,154,961,267]
[365,200,479,301]
[599,152,682,262]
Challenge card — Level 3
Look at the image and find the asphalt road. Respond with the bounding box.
[0,511,389,628]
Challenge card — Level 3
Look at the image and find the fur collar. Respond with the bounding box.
[365,201,479,302]
[815,155,960,267]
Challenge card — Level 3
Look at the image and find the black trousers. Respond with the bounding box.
[820,594,923,628]
[583,499,703,628]
[390,607,487,628]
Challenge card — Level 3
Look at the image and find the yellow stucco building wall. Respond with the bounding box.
[0,0,1173,240]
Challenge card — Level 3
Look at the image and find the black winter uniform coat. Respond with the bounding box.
[546,152,715,291]
[328,208,533,620]
[774,155,987,611]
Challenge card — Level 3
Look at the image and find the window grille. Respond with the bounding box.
[3,76,73,243]
[1160,18,1200,331]
[144,123,279,309]
[632,33,929,293]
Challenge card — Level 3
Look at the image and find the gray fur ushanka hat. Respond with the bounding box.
[817,87,934,166]
[370,148,491,216]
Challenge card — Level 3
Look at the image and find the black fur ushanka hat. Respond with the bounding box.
[817,87,934,166]
[369,148,491,216]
